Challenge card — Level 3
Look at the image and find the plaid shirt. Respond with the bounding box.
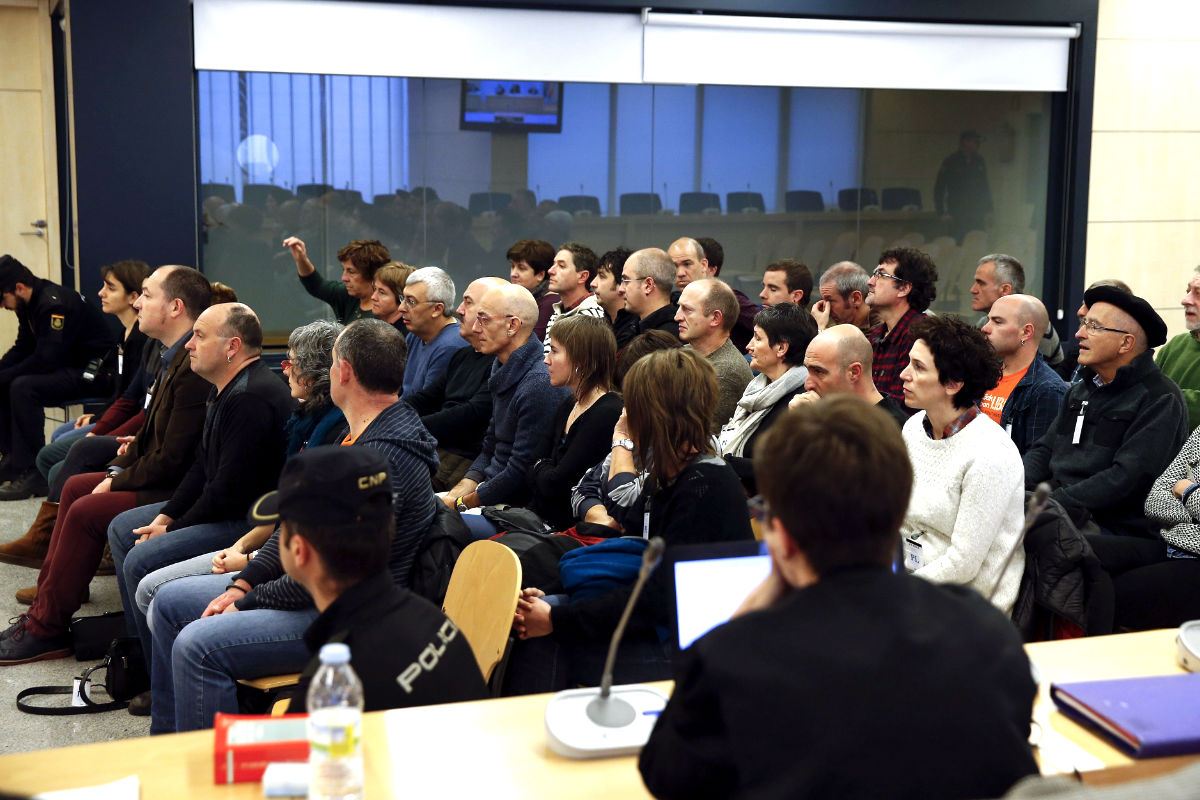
[921,403,982,440]
[870,308,921,413]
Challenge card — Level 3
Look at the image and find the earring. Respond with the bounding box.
[226,355,233,363]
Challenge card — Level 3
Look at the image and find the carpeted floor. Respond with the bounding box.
[0,496,150,754]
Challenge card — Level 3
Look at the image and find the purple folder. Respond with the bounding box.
[1051,672,1200,758]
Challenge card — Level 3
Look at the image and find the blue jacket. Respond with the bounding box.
[1000,354,1069,455]
[466,335,571,506]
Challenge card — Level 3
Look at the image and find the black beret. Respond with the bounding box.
[1083,285,1167,348]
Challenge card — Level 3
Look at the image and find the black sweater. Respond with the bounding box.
[403,345,495,460]
[530,392,624,529]
[161,359,294,530]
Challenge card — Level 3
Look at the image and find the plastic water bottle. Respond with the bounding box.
[307,643,364,800]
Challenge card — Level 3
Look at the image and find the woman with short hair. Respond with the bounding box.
[371,262,416,330]
[720,303,816,493]
[899,314,1025,614]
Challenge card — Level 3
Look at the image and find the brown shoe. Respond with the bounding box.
[95,544,116,576]
[0,501,58,568]
[15,584,88,606]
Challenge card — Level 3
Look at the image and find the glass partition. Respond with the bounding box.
[198,70,1052,340]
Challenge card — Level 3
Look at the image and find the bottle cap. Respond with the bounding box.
[318,643,351,665]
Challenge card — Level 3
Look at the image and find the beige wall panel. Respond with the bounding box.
[0,7,44,91]
[1093,40,1200,131]
[1084,220,1200,334]
[1098,0,1200,41]
[1088,132,1200,222]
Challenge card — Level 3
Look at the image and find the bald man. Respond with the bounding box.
[444,284,570,520]
[405,277,507,491]
[981,295,1068,454]
[791,324,907,427]
[1024,287,1187,537]
[677,278,753,430]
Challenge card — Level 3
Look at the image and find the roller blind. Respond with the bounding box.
[193,0,1078,92]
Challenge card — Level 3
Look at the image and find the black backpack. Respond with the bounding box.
[408,501,474,605]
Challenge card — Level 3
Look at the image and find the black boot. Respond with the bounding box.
[0,469,48,501]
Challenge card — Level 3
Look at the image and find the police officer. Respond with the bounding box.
[0,255,118,493]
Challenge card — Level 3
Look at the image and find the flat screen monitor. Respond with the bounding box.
[460,80,563,133]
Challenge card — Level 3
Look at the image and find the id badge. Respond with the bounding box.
[902,536,924,572]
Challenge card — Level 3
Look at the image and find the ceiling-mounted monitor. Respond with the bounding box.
[460,80,564,133]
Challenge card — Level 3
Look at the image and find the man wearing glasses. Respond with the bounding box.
[617,248,681,339]
[865,247,939,413]
[397,267,466,397]
[1024,286,1187,537]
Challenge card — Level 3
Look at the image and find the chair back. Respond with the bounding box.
[442,539,522,683]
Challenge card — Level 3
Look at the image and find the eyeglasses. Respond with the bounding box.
[871,266,907,283]
[402,296,434,309]
[618,276,648,285]
[747,494,770,524]
[473,312,517,327]
[281,359,293,371]
[1078,318,1130,335]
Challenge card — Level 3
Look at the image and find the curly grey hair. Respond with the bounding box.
[288,319,343,412]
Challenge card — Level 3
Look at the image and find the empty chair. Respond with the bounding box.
[837,187,878,212]
[679,192,721,215]
[825,230,859,267]
[558,195,602,216]
[800,238,826,269]
[619,192,662,215]
[441,540,522,690]
[200,182,236,204]
[468,191,513,217]
[296,183,334,201]
[727,191,766,214]
[881,187,922,211]
[855,236,884,273]
[331,189,363,205]
[242,183,293,207]
[785,190,825,213]
[961,230,989,259]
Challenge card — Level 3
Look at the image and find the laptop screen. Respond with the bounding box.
[669,540,770,651]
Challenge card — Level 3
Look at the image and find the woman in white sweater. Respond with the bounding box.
[898,315,1026,615]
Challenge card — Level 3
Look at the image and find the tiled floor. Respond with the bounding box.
[0,496,150,754]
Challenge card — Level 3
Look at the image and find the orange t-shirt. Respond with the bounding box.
[981,366,1028,425]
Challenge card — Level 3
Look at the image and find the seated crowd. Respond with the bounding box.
[0,230,1198,798]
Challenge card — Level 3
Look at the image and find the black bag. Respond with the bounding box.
[480,505,551,536]
[70,610,126,661]
[16,636,149,715]
[409,501,475,605]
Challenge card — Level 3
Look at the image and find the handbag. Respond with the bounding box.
[70,609,127,661]
[16,636,149,715]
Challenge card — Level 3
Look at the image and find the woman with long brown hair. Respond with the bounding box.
[511,348,753,691]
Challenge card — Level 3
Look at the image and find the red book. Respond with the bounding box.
[213,712,310,784]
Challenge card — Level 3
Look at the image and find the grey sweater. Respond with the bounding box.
[698,338,753,432]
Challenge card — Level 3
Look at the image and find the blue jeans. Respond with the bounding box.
[136,551,219,618]
[107,502,246,674]
[50,421,93,443]
[148,573,317,734]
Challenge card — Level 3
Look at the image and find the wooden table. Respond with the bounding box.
[0,631,1193,797]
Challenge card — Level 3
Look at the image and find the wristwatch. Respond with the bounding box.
[455,496,469,513]
[612,438,634,452]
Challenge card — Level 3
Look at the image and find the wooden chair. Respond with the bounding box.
[241,539,522,710]
[441,539,523,692]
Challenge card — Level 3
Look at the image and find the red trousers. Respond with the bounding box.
[27,472,137,637]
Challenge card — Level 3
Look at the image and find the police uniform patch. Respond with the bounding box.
[50,314,64,331]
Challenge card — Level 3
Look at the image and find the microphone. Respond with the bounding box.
[987,482,1051,605]
[544,537,671,759]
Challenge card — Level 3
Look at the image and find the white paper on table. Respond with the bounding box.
[34,775,139,800]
